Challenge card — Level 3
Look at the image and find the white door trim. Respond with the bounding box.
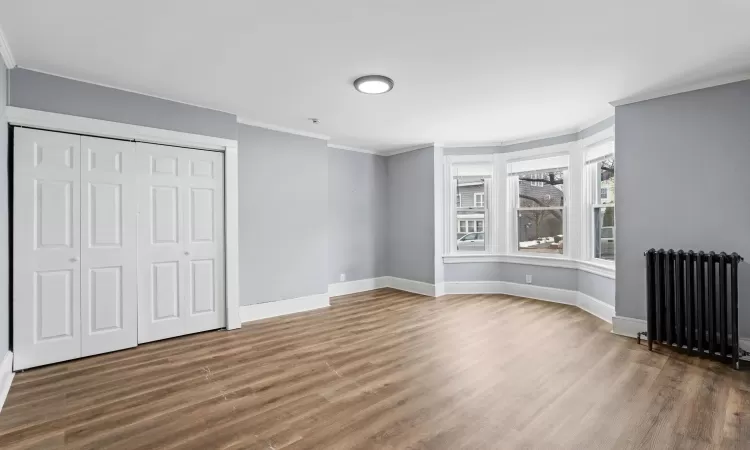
[0,351,14,413]
[7,107,241,331]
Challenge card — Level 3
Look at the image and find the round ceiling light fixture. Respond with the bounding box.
[353,75,394,94]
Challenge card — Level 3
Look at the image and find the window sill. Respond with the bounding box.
[578,260,616,279]
[442,254,616,279]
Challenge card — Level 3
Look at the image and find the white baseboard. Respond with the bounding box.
[577,292,615,324]
[444,281,578,305]
[328,278,614,326]
[443,281,614,324]
[240,293,330,323]
[327,276,438,298]
[612,316,647,338]
[0,351,14,414]
[386,276,436,297]
[434,281,445,297]
[328,277,389,297]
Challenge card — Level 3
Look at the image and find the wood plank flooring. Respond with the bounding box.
[1,288,750,449]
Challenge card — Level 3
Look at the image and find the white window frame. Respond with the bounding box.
[510,162,569,259]
[586,141,615,265]
[474,192,485,207]
[446,155,493,254]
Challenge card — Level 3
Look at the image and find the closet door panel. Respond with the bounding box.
[136,143,225,343]
[80,137,138,357]
[136,143,188,342]
[14,128,82,370]
[183,148,225,334]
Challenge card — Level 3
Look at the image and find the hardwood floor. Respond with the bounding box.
[1,288,750,449]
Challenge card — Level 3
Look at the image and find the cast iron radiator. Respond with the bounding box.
[642,249,744,368]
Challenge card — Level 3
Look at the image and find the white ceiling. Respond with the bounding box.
[2,0,750,153]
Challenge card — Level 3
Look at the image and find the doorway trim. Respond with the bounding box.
[6,106,242,330]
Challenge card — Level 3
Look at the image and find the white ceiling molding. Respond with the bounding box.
[327,144,380,155]
[237,117,330,141]
[381,143,434,156]
[610,73,750,107]
[499,126,580,146]
[0,23,16,68]
[576,111,615,133]
[440,126,579,149]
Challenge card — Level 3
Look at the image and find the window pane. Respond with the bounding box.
[518,170,565,208]
[594,206,615,260]
[518,209,563,254]
[455,171,488,253]
[457,176,486,210]
[598,158,614,204]
[457,212,485,252]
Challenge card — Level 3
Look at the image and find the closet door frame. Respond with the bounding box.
[7,107,242,357]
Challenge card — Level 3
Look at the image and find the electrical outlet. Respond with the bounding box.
[526,274,532,284]
[340,273,346,282]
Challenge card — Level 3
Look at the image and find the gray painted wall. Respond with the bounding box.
[328,148,388,284]
[238,124,328,305]
[445,263,578,291]
[616,80,750,335]
[0,61,8,355]
[578,271,615,306]
[8,69,237,139]
[386,147,435,284]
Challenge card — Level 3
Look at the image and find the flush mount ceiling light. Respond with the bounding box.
[353,75,394,94]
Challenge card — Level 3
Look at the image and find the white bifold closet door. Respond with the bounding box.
[80,136,138,357]
[13,129,138,370]
[136,143,225,343]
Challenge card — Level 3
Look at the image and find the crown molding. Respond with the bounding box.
[576,111,615,133]
[0,24,16,68]
[437,140,504,149]
[440,126,580,150]
[327,143,381,155]
[381,143,434,156]
[610,73,750,107]
[237,117,330,141]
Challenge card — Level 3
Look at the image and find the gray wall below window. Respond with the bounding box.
[616,80,750,336]
[386,147,435,284]
[0,60,8,356]
[328,148,388,284]
[578,271,615,306]
[8,68,237,139]
[444,263,578,291]
[239,125,328,305]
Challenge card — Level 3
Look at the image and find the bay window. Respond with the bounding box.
[443,126,614,280]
